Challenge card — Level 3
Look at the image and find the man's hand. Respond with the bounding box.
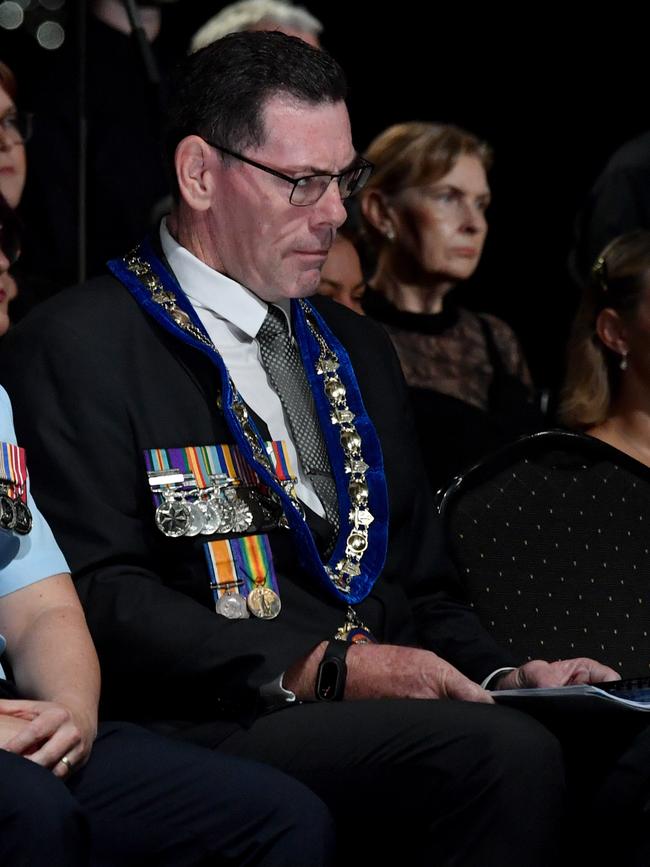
[285,642,493,703]
[0,698,97,778]
[495,658,620,690]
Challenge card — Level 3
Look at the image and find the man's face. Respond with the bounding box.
[207,96,354,302]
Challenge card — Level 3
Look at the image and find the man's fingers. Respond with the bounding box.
[442,670,494,703]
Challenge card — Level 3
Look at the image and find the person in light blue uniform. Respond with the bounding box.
[0,387,69,601]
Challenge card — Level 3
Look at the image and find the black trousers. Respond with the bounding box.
[527,708,650,867]
[0,721,335,867]
[217,699,567,867]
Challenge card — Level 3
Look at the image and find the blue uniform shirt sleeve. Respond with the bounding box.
[0,386,69,655]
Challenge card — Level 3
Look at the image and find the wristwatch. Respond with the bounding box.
[315,639,349,701]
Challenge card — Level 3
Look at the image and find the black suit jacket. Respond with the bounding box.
[0,273,513,743]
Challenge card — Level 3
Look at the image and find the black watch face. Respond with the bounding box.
[316,658,345,701]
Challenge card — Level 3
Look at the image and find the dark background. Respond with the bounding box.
[2,3,647,390]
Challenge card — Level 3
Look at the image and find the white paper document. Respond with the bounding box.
[492,679,650,713]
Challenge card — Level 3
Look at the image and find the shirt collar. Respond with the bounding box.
[159,218,291,338]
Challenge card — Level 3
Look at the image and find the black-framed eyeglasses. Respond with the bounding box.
[0,111,33,147]
[206,140,373,207]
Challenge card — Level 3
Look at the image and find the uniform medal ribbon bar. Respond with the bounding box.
[0,442,32,535]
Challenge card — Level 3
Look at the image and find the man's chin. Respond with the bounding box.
[287,270,322,299]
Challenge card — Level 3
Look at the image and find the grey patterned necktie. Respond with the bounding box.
[257,305,339,535]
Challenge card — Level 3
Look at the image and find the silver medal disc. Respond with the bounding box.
[155,500,191,537]
[230,499,254,533]
[247,587,281,619]
[216,593,249,619]
[217,502,234,534]
[184,502,205,537]
[199,501,221,535]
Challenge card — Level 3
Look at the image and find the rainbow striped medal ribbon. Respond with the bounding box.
[0,442,32,536]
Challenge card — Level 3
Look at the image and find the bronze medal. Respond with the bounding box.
[247,586,281,619]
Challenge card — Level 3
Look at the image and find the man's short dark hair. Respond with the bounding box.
[164,31,348,192]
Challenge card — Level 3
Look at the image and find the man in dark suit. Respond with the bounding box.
[1,32,617,866]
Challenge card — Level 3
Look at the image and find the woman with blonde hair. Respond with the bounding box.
[360,122,541,489]
[560,230,650,467]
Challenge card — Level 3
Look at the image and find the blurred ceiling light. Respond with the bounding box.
[36,18,64,48]
[0,1,24,29]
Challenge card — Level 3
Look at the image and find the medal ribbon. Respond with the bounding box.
[143,442,294,505]
[204,534,279,606]
[0,442,28,503]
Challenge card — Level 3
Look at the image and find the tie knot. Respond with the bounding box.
[258,305,289,345]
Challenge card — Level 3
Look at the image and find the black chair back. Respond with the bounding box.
[437,430,650,676]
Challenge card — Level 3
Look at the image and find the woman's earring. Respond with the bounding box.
[385,226,395,242]
[620,352,628,371]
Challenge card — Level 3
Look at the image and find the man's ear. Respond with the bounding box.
[360,190,397,241]
[596,307,629,357]
[174,135,217,212]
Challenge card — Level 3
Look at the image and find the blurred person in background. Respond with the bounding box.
[317,228,365,314]
[360,121,543,491]
[190,0,322,52]
[560,230,650,468]
[17,1,174,298]
[0,61,27,210]
[0,195,19,336]
[0,62,26,333]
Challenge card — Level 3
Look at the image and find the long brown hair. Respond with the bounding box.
[0,61,17,100]
[560,230,650,429]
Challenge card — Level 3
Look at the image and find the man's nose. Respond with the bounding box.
[316,179,348,228]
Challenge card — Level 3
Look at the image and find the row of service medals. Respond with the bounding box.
[0,480,32,535]
[149,469,254,539]
[148,468,281,620]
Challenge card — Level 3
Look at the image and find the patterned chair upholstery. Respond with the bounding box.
[437,430,650,676]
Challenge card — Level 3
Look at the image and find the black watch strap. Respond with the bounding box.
[315,639,349,701]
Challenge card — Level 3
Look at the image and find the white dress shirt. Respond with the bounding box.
[160,219,325,517]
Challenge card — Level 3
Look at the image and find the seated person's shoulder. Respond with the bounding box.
[2,275,137,351]
[311,293,394,348]
[603,130,650,173]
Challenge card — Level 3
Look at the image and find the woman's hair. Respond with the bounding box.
[360,122,492,249]
[0,61,17,100]
[559,230,650,429]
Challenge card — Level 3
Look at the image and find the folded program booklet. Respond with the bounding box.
[491,677,650,713]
